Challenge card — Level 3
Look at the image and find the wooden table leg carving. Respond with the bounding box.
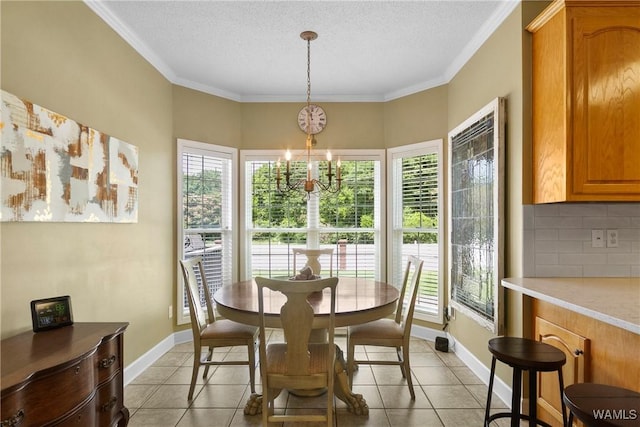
[244,393,262,415]
[334,345,369,415]
[243,345,369,416]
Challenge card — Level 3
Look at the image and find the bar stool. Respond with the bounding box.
[484,337,567,427]
[563,383,640,427]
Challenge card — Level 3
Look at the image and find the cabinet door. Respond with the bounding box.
[535,316,589,427]
[572,12,640,199]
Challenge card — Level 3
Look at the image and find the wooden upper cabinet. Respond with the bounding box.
[528,0,640,203]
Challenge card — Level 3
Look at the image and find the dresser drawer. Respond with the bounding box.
[96,373,123,426]
[95,334,121,383]
[1,353,95,427]
[55,393,96,427]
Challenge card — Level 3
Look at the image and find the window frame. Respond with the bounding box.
[386,139,444,324]
[176,138,238,325]
[240,149,386,281]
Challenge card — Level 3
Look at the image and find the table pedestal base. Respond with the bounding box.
[243,345,369,416]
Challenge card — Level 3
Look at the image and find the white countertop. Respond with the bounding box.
[501,277,640,335]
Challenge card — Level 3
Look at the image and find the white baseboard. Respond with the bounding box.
[123,329,193,386]
[411,324,512,409]
[125,324,512,411]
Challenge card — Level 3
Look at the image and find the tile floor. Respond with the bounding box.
[124,331,514,426]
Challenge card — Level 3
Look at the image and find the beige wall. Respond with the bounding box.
[173,85,242,147]
[383,85,449,148]
[445,1,550,384]
[446,3,527,370]
[2,1,545,377]
[1,1,175,365]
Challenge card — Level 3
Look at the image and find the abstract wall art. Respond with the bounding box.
[1,90,138,222]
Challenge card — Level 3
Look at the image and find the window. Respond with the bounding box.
[387,140,444,324]
[241,150,384,280]
[177,139,237,324]
[448,98,504,333]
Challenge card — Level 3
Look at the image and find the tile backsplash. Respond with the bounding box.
[523,203,640,277]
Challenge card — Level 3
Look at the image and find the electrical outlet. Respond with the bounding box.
[168,305,173,319]
[591,229,605,248]
[607,229,619,248]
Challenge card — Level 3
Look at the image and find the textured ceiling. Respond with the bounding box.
[87,0,519,102]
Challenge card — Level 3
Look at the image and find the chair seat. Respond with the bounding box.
[488,337,565,371]
[201,318,257,340]
[266,343,332,374]
[349,318,403,341]
[564,383,640,427]
[180,257,257,401]
[346,256,424,401]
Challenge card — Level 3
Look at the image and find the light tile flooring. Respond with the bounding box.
[125,332,514,426]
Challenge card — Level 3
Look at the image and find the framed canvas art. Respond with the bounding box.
[0,90,138,222]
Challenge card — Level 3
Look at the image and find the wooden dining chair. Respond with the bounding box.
[255,276,339,427]
[179,257,258,400]
[346,255,424,399]
[292,248,335,277]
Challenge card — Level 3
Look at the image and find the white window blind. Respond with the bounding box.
[388,140,443,324]
[242,150,384,281]
[177,139,236,324]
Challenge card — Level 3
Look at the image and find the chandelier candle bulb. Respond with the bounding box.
[285,150,291,181]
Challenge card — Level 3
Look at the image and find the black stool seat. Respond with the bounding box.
[485,337,567,427]
[564,383,640,427]
[489,337,566,370]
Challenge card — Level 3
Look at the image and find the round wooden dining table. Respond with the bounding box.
[213,277,400,416]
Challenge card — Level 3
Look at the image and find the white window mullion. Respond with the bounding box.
[307,162,320,248]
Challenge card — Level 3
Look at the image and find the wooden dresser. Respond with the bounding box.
[1,322,129,426]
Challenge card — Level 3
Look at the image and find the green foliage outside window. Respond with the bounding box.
[183,155,439,244]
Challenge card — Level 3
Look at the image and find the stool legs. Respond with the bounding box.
[484,361,565,427]
[512,367,523,427]
[557,369,567,427]
[485,356,497,427]
[528,369,537,427]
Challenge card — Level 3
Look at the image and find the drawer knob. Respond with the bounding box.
[101,396,118,412]
[99,355,117,369]
[574,349,584,356]
[1,409,25,426]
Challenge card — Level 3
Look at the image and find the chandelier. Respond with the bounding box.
[276,31,341,196]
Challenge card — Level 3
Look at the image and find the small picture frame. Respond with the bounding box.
[30,295,74,332]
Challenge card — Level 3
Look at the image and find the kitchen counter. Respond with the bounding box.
[501,277,640,335]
